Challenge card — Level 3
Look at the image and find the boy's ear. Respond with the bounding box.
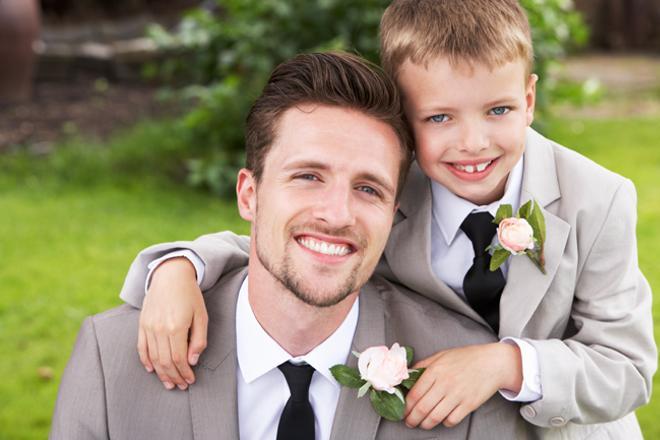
[525,73,538,126]
[236,169,257,222]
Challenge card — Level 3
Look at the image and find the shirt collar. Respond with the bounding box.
[431,156,524,245]
[236,277,359,385]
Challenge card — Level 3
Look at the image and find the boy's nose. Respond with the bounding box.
[312,184,356,228]
[458,121,489,153]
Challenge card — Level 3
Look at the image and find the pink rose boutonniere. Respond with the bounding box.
[488,199,547,274]
[330,343,424,421]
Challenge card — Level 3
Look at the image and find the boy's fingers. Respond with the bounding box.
[404,375,436,423]
[146,331,173,389]
[418,397,458,430]
[170,331,195,385]
[188,308,208,366]
[150,331,184,390]
[442,405,469,428]
[137,328,153,372]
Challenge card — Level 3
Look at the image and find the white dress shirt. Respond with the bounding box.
[429,157,542,402]
[236,277,358,440]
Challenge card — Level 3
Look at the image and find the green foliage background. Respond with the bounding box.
[147,0,586,195]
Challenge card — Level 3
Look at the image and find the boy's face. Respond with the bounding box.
[397,57,537,205]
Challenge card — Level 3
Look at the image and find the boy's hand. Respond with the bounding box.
[404,342,522,430]
[137,257,208,391]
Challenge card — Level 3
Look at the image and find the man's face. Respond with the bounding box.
[397,57,537,205]
[237,104,401,307]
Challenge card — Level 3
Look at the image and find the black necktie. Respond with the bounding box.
[277,362,316,440]
[461,212,505,333]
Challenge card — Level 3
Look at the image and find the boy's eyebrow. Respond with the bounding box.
[483,96,519,107]
[283,159,396,196]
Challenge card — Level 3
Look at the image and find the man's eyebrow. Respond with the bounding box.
[282,160,396,196]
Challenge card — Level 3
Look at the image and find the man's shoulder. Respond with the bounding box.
[365,276,497,354]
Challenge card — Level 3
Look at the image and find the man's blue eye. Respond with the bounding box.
[490,106,509,116]
[429,114,449,123]
[299,174,318,181]
[358,186,378,196]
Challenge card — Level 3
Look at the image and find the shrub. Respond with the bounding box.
[148,0,587,196]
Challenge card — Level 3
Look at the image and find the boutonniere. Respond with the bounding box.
[330,343,424,421]
[488,199,546,274]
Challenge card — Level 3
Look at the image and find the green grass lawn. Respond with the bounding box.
[1,116,658,439]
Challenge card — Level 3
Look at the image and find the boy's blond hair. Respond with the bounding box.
[380,0,533,78]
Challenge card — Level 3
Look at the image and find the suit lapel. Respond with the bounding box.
[188,268,246,440]
[329,283,387,440]
[385,162,487,326]
[499,129,571,335]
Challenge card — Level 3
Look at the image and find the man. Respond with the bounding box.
[50,52,526,439]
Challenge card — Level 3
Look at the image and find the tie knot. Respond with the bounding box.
[278,362,315,402]
[460,212,497,256]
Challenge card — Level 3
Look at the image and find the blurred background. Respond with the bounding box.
[0,1,658,438]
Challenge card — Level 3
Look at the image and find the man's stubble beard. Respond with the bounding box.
[254,224,363,308]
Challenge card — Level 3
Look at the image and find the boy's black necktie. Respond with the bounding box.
[277,362,316,440]
[461,212,505,333]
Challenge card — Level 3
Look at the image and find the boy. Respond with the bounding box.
[119,0,656,437]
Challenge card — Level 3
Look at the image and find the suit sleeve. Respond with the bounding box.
[522,179,657,426]
[119,231,250,308]
[50,318,109,440]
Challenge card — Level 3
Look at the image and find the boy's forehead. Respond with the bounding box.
[397,57,530,109]
[398,54,529,80]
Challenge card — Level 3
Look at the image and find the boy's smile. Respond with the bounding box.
[397,57,537,205]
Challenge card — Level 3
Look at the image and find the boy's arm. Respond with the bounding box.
[119,231,250,390]
[50,317,109,440]
[520,179,656,426]
[119,231,250,308]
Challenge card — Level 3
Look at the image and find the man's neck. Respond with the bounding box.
[246,260,358,357]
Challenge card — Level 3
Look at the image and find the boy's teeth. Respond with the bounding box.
[297,237,350,256]
[453,160,492,173]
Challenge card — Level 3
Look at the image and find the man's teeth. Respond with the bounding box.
[453,160,492,173]
[298,237,351,256]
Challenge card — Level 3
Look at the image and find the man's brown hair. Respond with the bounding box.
[245,51,414,197]
[380,0,533,78]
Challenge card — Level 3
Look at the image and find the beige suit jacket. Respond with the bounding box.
[52,268,527,439]
[117,128,656,439]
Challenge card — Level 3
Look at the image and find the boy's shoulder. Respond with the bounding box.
[526,127,628,190]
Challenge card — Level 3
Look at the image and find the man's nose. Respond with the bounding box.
[458,119,489,153]
[312,183,356,228]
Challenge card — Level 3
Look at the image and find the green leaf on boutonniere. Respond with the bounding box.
[518,199,533,219]
[401,368,425,390]
[526,200,546,245]
[330,365,366,389]
[494,204,513,224]
[405,346,413,365]
[370,389,405,421]
[490,247,510,271]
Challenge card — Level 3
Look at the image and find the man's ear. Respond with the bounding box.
[236,169,256,222]
[525,73,538,127]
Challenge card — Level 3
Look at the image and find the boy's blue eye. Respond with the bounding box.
[490,106,510,116]
[429,114,449,123]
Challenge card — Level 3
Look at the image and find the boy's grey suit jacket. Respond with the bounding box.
[379,128,656,438]
[115,128,656,439]
[52,268,527,439]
